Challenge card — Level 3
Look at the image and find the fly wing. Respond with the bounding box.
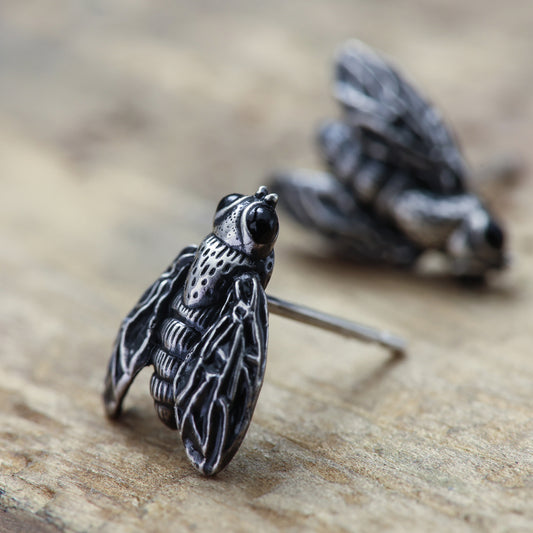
[173,274,268,475]
[271,169,422,267]
[272,169,361,233]
[103,245,197,418]
[334,40,467,194]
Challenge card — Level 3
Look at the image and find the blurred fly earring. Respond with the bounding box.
[270,40,509,280]
[103,186,405,476]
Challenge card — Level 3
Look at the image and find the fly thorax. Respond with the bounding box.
[183,234,254,308]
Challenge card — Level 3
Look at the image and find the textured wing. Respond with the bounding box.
[173,274,268,475]
[103,245,197,418]
[334,40,467,194]
[270,169,422,266]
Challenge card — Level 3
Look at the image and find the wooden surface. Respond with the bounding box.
[1,2,532,531]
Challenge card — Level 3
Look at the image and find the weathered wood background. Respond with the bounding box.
[1,1,532,531]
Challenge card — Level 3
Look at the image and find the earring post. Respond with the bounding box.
[267,295,406,356]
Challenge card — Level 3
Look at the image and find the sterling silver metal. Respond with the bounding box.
[271,40,509,279]
[267,295,406,356]
[103,186,405,476]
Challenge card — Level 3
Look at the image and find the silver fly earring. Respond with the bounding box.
[103,186,405,476]
[270,40,508,280]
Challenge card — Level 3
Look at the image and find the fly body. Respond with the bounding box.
[271,41,508,278]
[104,187,279,475]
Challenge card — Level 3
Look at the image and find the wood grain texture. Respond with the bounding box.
[0,1,532,531]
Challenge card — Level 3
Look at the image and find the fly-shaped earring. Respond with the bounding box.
[103,186,405,476]
[270,40,509,280]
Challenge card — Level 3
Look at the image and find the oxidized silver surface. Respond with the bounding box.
[104,186,279,476]
[271,41,508,277]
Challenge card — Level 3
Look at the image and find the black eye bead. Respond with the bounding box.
[216,194,242,213]
[246,206,279,244]
[485,221,504,250]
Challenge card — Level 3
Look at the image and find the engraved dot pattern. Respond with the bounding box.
[183,235,253,307]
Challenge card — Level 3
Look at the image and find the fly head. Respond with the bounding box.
[447,207,508,277]
[213,186,279,260]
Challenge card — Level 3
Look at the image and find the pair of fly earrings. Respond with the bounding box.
[104,186,404,476]
[103,40,511,476]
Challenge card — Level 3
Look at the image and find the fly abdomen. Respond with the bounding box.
[150,371,174,404]
[150,287,223,429]
[150,300,211,429]
[151,315,199,429]
[150,370,176,429]
[153,348,181,381]
[159,317,198,355]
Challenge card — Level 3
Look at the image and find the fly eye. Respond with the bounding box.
[246,205,279,244]
[216,194,242,213]
[485,221,504,250]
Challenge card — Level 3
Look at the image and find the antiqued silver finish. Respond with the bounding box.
[104,187,277,476]
[271,41,508,278]
[104,186,406,476]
